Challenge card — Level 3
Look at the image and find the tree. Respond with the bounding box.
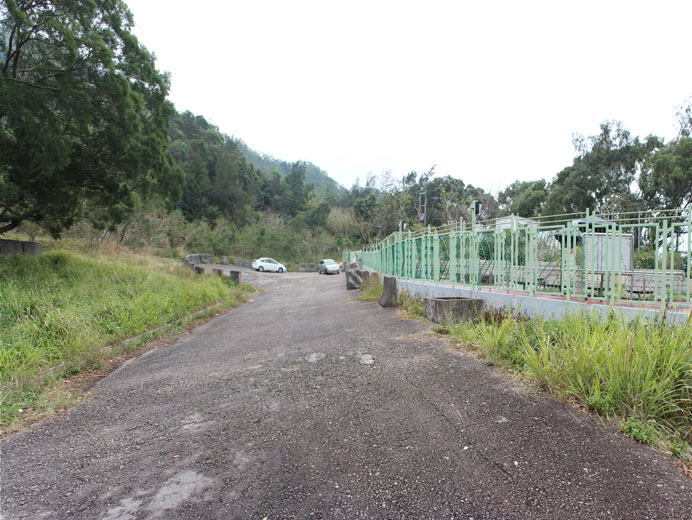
[639,138,692,210]
[296,201,331,229]
[284,161,312,216]
[0,0,182,236]
[498,179,547,217]
[676,97,692,139]
[169,111,258,224]
[542,121,656,216]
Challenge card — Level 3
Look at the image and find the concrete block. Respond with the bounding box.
[234,257,242,266]
[243,259,251,268]
[230,270,242,284]
[0,239,24,256]
[221,256,229,265]
[423,297,484,324]
[346,269,363,290]
[15,240,42,256]
[378,276,398,307]
[299,263,307,272]
[309,263,317,272]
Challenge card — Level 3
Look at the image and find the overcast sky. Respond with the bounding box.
[126,0,692,194]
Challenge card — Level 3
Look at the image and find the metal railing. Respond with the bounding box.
[348,207,692,310]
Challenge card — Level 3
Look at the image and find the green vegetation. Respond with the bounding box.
[0,249,252,426]
[397,291,425,320]
[444,311,692,461]
[2,3,691,260]
[358,277,383,301]
[1,0,182,236]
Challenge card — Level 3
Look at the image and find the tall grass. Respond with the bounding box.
[358,277,383,301]
[448,312,692,453]
[0,250,251,424]
[397,291,425,319]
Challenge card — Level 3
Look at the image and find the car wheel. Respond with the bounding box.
[258,266,264,272]
[278,267,284,273]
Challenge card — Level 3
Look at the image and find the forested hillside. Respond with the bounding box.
[235,140,346,204]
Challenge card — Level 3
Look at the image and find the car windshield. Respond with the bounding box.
[324,259,336,264]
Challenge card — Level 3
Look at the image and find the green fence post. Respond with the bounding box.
[433,228,440,283]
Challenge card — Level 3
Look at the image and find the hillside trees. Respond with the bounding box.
[0,0,182,236]
[169,111,259,224]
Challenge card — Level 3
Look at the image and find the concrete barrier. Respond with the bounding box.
[221,256,229,265]
[234,257,242,266]
[378,276,397,307]
[243,259,252,268]
[299,263,307,272]
[230,270,242,284]
[346,269,363,290]
[309,263,317,272]
[0,239,43,257]
[423,297,484,323]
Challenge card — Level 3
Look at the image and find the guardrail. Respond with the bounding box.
[347,207,692,310]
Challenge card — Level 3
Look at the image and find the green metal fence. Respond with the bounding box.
[350,207,692,310]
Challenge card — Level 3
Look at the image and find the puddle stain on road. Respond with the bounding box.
[102,470,214,520]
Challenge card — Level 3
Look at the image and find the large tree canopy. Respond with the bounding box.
[0,0,182,236]
[640,137,692,210]
[542,121,657,216]
[498,179,547,218]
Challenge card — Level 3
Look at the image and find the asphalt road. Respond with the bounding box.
[2,268,692,519]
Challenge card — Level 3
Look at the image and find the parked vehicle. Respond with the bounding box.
[318,259,340,275]
[252,257,286,273]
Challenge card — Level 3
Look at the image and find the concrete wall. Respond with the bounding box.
[396,278,689,326]
[0,239,43,257]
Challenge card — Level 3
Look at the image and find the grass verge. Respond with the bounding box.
[0,249,253,430]
[397,290,425,320]
[441,310,692,467]
[358,277,383,301]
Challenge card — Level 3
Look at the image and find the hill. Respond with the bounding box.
[235,140,346,200]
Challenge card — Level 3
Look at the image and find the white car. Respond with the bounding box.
[252,257,286,273]
[318,259,340,274]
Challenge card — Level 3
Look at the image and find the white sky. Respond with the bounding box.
[126,0,692,194]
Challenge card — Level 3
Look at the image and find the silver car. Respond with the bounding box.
[318,259,340,275]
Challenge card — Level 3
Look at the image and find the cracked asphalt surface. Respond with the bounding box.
[2,268,692,519]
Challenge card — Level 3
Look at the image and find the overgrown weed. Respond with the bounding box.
[442,306,692,464]
[397,291,425,320]
[359,277,383,301]
[0,249,251,426]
